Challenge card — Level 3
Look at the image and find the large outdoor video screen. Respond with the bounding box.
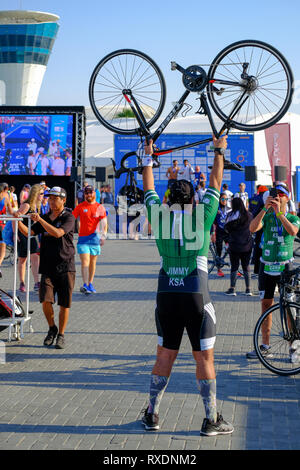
[0,114,74,175]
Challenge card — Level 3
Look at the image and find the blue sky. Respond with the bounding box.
[1,0,300,114]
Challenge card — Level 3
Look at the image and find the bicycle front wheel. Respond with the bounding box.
[253,302,300,376]
[207,243,216,274]
[207,40,294,132]
[89,49,166,135]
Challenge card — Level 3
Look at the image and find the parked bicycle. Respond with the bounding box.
[208,241,244,277]
[253,266,300,376]
[293,237,300,258]
[208,241,230,274]
[89,39,293,182]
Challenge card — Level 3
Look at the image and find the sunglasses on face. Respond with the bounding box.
[220,198,228,201]
[277,191,287,198]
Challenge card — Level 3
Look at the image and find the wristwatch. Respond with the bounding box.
[214,147,225,155]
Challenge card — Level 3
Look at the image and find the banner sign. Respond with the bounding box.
[114,133,254,202]
[264,123,292,188]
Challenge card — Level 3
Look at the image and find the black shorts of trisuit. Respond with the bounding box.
[155,292,216,351]
[258,262,294,300]
[39,272,75,308]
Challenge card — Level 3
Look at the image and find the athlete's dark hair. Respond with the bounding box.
[231,197,249,225]
[169,179,194,209]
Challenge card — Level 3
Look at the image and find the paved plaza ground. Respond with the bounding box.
[0,238,300,452]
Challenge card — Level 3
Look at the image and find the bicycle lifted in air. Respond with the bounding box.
[89,39,294,183]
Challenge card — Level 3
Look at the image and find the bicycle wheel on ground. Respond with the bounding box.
[293,239,300,257]
[207,40,294,132]
[89,49,166,135]
[207,243,216,274]
[253,302,300,376]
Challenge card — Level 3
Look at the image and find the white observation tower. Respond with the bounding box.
[0,10,59,105]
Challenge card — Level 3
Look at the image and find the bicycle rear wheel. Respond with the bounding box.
[207,40,294,131]
[89,49,166,135]
[253,302,300,376]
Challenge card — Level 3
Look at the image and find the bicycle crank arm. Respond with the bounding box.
[171,61,201,81]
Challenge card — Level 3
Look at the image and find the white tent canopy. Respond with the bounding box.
[85,108,300,188]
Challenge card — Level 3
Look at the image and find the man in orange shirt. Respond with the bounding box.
[72,185,107,294]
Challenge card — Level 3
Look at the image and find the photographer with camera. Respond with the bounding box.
[246,183,300,359]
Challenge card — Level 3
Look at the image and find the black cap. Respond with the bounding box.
[48,186,67,198]
[84,185,95,193]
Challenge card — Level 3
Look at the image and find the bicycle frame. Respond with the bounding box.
[123,84,249,157]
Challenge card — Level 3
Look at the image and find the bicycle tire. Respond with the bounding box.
[207,243,216,274]
[253,302,300,376]
[293,243,300,258]
[89,49,166,135]
[207,40,294,132]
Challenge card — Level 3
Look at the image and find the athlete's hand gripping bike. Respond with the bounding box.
[89,39,293,181]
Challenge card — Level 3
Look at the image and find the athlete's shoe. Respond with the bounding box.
[88,283,96,293]
[142,408,159,431]
[244,289,253,296]
[217,269,224,277]
[289,341,300,363]
[55,333,65,349]
[225,288,236,296]
[246,345,273,359]
[43,325,58,347]
[19,282,26,293]
[80,283,91,294]
[200,413,234,436]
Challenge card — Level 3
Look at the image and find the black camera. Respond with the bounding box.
[269,188,278,198]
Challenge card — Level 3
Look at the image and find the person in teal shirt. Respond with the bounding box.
[246,182,300,360]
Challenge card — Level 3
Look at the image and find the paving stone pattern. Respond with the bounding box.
[0,239,300,450]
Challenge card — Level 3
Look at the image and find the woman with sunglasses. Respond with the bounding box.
[16,184,43,292]
[213,193,231,277]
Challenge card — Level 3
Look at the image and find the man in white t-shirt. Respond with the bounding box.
[27,138,37,155]
[234,182,248,209]
[27,150,37,175]
[178,159,194,182]
[51,152,65,176]
[222,183,233,209]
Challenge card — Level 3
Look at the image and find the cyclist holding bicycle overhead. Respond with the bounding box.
[246,183,300,359]
[141,135,234,436]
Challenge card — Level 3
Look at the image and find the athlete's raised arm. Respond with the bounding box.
[142,139,155,192]
[209,135,227,192]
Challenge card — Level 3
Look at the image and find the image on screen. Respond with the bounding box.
[0,114,74,175]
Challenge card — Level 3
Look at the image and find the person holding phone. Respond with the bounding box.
[246,183,300,359]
